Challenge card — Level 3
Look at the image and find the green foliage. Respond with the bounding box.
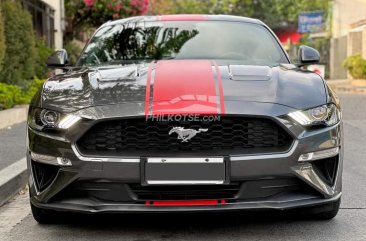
[65,0,149,33]
[0,83,22,109]
[19,77,44,105]
[0,78,44,110]
[64,42,82,65]
[34,38,53,79]
[343,55,366,79]
[151,0,242,15]
[241,0,329,29]
[151,0,329,29]
[0,0,36,86]
[0,4,5,72]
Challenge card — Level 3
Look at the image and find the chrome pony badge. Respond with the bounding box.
[169,127,208,142]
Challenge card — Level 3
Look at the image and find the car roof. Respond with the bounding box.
[101,14,265,27]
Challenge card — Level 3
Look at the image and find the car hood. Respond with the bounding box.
[41,60,327,114]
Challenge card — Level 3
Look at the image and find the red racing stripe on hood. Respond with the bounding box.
[213,61,225,115]
[150,60,218,115]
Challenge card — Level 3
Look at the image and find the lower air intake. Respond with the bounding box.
[31,160,59,192]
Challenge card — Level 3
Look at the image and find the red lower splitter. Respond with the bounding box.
[146,200,226,206]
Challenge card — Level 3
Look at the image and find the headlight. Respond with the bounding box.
[29,108,81,130]
[288,104,341,126]
[40,109,60,127]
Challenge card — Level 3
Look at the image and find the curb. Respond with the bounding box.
[326,79,350,85]
[0,158,27,207]
[327,79,366,95]
[0,105,28,129]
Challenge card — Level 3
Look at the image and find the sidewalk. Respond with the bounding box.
[327,79,366,94]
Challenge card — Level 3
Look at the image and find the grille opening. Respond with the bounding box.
[312,155,339,186]
[129,178,320,201]
[129,183,241,200]
[50,178,321,203]
[31,160,59,192]
[76,116,293,156]
[52,181,133,202]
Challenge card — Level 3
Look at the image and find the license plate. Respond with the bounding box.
[143,157,226,185]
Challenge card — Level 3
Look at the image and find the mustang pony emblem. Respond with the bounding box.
[169,127,208,142]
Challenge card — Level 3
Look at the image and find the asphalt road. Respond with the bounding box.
[0,122,26,170]
[0,94,365,241]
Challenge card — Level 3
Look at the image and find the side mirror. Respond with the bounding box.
[46,49,69,68]
[298,45,320,66]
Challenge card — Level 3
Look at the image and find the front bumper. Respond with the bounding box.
[30,193,342,213]
[27,104,343,213]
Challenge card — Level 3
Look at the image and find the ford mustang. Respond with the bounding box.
[27,15,343,223]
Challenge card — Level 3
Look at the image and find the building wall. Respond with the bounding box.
[43,0,64,50]
[330,36,348,79]
[363,29,366,59]
[330,0,366,79]
[332,0,366,38]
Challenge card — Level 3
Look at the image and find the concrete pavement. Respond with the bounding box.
[0,94,365,241]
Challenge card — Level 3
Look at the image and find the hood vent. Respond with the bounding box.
[229,65,271,81]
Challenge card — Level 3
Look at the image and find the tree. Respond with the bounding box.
[65,0,149,33]
[150,0,241,15]
[150,0,329,30]
[34,38,53,79]
[236,0,330,29]
[0,3,5,72]
[0,0,36,86]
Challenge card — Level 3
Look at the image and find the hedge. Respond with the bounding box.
[34,38,53,79]
[0,4,5,72]
[64,41,82,66]
[0,0,36,86]
[343,54,366,79]
[0,78,44,110]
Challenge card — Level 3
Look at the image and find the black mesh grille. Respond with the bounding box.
[76,116,293,156]
[129,183,241,200]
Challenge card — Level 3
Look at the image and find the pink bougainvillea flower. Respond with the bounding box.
[114,1,122,12]
[130,0,137,7]
[113,13,119,19]
[83,0,95,8]
[141,0,149,14]
[130,0,149,14]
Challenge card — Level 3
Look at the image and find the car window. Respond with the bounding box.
[77,21,288,67]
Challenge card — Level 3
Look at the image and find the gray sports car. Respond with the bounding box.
[27,15,343,223]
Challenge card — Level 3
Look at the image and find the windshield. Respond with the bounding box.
[77,21,289,67]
